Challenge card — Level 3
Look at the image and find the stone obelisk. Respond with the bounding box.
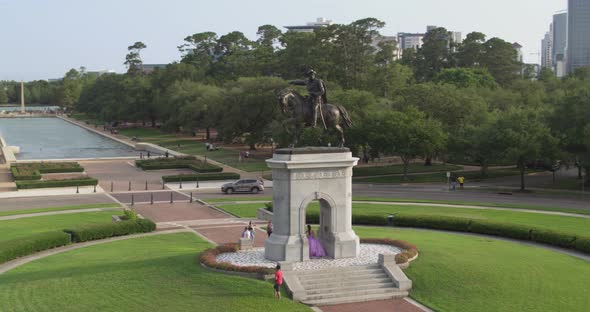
[20,81,25,114]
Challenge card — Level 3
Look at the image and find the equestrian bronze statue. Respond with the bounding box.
[278,72,352,147]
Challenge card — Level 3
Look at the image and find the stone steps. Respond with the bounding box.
[293,264,409,306]
[303,291,409,306]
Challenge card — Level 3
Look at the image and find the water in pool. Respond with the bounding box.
[0,118,137,160]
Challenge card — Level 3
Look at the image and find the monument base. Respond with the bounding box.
[264,147,360,262]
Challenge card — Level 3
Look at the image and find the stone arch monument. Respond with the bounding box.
[265,147,360,262]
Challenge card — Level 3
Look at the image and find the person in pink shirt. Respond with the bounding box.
[274,264,283,299]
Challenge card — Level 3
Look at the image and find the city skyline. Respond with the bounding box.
[0,0,566,81]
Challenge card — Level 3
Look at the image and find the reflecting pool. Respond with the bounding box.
[0,118,137,160]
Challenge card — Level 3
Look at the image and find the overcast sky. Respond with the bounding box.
[0,0,566,81]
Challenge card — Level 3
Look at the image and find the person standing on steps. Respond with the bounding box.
[274,264,283,299]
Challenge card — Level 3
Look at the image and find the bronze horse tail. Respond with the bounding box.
[337,105,352,128]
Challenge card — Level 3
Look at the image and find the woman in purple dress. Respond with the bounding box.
[307,224,327,258]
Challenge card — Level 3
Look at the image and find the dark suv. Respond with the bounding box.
[221,179,264,194]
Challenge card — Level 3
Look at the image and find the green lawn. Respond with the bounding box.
[0,233,310,312]
[118,127,268,172]
[353,163,463,177]
[0,211,118,242]
[216,203,268,218]
[217,202,590,237]
[355,227,590,312]
[0,203,122,217]
[355,168,544,184]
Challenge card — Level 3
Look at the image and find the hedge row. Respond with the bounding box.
[0,231,71,263]
[64,219,156,243]
[136,156,222,173]
[0,217,157,264]
[390,214,590,255]
[16,178,98,189]
[11,162,84,181]
[10,166,41,180]
[162,172,240,182]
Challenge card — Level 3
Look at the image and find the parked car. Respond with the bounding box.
[221,179,264,194]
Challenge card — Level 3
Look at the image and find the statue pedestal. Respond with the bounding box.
[264,147,360,262]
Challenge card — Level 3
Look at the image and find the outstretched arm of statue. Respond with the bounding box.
[289,80,306,86]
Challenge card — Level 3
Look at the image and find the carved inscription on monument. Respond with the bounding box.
[292,169,348,180]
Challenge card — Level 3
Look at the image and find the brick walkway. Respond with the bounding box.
[318,298,426,312]
[134,202,228,223]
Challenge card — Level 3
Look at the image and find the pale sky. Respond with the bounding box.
[0,0,566,81]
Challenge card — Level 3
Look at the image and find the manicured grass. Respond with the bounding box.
[354,227,590,312]
[353,163,463,177]
[354,168,544,184]
[0,211,118,242]
[118,127,269,172]
[0,233,310,312]
[0,203,122,217]
[216,203,268,218]
[203,197,272,203]
[218,202,590,237]
[351,197,590,216]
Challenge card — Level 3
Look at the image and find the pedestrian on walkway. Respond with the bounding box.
[241,227,251,239]
[458,176,465,189]
[165,150,169,158]
[451,175,457,190]
[147,151,151,159]
[267,220,273,237]
[248,221,255,241]
[274,264,283,299]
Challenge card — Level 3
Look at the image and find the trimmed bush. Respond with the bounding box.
[531,229,577,249]
[162,172,240,182]
[64,219,156,243]
[574,236,590,254]
[470,220,533,240]
[10,166,41,180]
[16,178,98,189]
[393,214,472,232]
[264,202,273,212]
[0,231,71,264]
[188,163,223,173]
[353,215,389,226]
[136,156,223,172]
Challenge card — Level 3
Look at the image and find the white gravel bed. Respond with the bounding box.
[215,244,401,272]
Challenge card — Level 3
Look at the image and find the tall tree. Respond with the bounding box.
[456,32,486,67]
[125,41,147,75]
[480,38,521,86]
[178,32,217,70]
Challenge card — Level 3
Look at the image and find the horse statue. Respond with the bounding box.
[277,89,352,147]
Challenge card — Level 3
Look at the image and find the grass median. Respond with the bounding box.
[0,203,122,218]
[216,202,590,237]
[0,233,310,312]
[0,211,119,242]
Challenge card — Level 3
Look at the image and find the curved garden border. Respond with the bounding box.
[199,238,420,277]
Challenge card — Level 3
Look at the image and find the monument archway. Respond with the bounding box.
[265,147,360,262]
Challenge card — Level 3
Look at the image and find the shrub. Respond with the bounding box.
[531,229,577,249]
[393,214,472,232]
[199,244,274,275]
[122,209,139,221]
[469,220,533,240]
[10,166,41,180]
[16,178,98,189]
[352,215,388,226]
[360,238,419,264]
[0,231,71,264]
[64,219,156,243]
[162,172,240,182]
[264,202,273,212]
[188,163,223,173]
[574,236,590,254]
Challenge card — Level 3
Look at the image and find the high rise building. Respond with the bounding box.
[553,12,568,65]
[541,26,553,69]
[567,0,590,74]
[284,17,333,33]
[397,32,425,58]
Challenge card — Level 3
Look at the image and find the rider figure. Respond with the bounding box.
[289,69,328,128]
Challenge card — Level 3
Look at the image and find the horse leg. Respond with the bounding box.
[335,124,345,147]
